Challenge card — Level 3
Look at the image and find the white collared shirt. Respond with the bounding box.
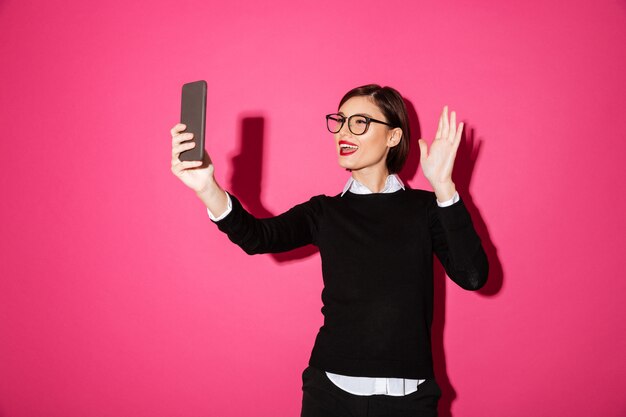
[341,173,405,197]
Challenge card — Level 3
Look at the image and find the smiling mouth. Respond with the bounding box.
[339,143,359,155]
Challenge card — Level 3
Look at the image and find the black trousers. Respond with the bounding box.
[300,366,441,417]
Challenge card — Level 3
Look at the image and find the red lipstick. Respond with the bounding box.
[339,140,359,156]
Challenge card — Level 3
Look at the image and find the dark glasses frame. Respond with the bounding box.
[326,113,394,135]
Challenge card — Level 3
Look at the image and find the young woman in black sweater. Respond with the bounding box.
[170,84,488,417]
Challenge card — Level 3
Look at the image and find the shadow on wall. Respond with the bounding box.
[453,124,503,297]
[229,116,319,263]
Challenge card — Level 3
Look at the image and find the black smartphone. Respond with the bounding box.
[179,80,207,161]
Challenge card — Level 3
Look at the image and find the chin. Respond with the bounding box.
[337,157,355,171]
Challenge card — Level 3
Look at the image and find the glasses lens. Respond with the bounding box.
[326,115,344,133]
[349,116,368,135]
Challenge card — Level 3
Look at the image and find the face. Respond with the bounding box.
[333,96,400,174]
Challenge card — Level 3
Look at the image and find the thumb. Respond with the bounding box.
[418,139,428,161]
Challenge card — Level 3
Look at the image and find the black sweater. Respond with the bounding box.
[213,188,488,379]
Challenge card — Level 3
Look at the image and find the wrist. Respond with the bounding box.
[195,178,229,217]
[432,181,456,202]
[195,177,220,198]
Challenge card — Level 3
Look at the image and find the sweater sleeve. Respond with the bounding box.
[428,195,489,290]
[212,194,322,255]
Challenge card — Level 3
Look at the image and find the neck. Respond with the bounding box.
[351,166,391,193]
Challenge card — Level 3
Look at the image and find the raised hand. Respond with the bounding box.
[417,105,463,201]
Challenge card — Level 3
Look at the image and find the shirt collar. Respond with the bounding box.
[341,174,405,196]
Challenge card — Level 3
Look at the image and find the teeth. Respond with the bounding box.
[340,144,358,149]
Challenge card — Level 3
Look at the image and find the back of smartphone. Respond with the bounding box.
[179,80,207,161]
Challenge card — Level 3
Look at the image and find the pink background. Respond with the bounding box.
[1,0,625,416]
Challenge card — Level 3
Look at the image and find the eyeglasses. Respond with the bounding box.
[325,113,394,135]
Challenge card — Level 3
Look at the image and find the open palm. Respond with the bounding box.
[418,105,463,187]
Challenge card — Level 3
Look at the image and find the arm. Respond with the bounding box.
[418,106,488,289]
[170,123,319,255]
[429,195,488,290]
[212,193,321,255]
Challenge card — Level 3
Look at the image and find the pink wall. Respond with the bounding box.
[1,0,625,416]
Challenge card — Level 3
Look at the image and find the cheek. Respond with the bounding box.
[362,135,388,154]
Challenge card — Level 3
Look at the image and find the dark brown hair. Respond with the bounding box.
[338,84,410,174]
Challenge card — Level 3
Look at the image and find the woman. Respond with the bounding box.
[170,84,488,417]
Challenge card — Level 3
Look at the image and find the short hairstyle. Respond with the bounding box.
[338,84,410,174]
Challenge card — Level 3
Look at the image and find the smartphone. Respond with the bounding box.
[179,80,207,161]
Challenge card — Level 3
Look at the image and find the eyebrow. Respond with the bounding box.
[337,112,375,118]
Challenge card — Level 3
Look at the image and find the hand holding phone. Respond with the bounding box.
[171,81,229,219]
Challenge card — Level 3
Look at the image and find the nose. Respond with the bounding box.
[337,120,352,137]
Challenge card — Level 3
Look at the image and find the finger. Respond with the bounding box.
[173,139,196,154]
[172,132,194,146]
[172,140,196,159]
[170,123,187,137]
[441,106,449,139]
[418,139,428,161]
[449,110,457,142]
[171,159,202,174]
[435,112,443,139]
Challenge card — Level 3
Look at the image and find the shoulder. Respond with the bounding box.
[402,187,437,204]
[289,194,334,216]
[305,193,343,205]
[305,194,335,204]
[404,187,434,198]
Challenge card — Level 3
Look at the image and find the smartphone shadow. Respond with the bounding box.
[400,101,503,417]
[229,115,318,263]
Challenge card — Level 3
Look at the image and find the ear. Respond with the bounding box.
[387,128,403,148]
